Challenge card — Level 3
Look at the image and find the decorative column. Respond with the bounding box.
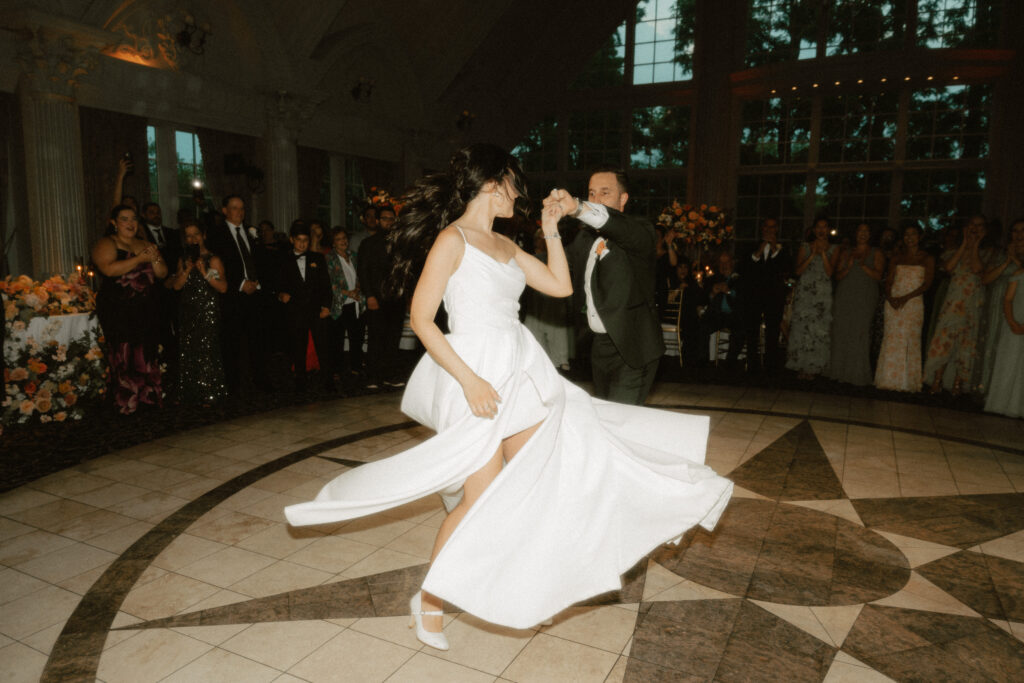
[16,28,98,277]
[264,91,323,230]
[689,0,748,212]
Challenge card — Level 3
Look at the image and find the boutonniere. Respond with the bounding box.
[247,226,258,239]
[310,261,318,268]
[596,239,609,258]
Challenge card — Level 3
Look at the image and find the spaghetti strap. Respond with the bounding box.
[453,224,468,243]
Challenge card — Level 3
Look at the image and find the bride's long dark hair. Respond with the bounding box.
[383,144,528,299]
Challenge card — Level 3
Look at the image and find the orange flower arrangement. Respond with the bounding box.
[656,200,734,247]
[367,186,404,214]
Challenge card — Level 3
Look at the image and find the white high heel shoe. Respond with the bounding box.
[409,592,449,651]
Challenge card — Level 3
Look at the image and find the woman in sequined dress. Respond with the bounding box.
[92,204,168,414]
[169,218,228,404]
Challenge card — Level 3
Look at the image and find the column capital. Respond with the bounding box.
[15,28,101,99]
[4,9,114,99]
[265,90,327,139]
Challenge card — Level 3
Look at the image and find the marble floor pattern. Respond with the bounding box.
[2,384,1024,682]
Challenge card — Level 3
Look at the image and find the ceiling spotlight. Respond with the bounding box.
[904,76,911,81]
[927,75,934,80]
[834,80,840,86]
[880,77,887,82]
[813,83,819,88]
[857,79,864,84]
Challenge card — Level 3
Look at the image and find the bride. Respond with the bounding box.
[285,144,733,650]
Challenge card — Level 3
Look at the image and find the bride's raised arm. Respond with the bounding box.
[514,193,572,298]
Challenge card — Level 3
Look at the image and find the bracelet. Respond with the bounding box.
[543,233,561,240]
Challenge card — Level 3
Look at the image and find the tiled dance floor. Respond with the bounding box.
[2,384,1023,682]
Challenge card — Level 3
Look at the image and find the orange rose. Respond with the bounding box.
[24,381,37,396]
[19,400,34,415]
[709,205,718,212]
[59,381,72,394]
[54,411,67,422]
[35,396,52,413]
[688,211,700,220]
[674,207,683,216]
[9,367,28,381]
[28,358,47,375]
[64,392,78,406]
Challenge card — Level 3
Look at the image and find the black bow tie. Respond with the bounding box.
[295,253,306,259]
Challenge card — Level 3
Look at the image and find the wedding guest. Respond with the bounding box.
[91,204,167,414]
[675,259,707,367]
[168,219,228,404]
[984,268,1024,417]
[654,225,680,313]
[276,220,332,392]
[258,220,278,248]
[875,223,935,392]
[309,220,329,254]
[924,215,993,395]
[979,219,1024,393]
[327,229,365,377]
[734,217,791,372]
[523,229,572,370]
[786,218,839,380]
[358,204,406,389]
[349,205,377,254]
[140,201,180,390]
[702,251,740,362]
[827,223,884,385]
[208,195,273,394]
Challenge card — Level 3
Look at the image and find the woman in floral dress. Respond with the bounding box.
[786,218,839,379]
[923,216,994,395]
[978,220,1023,393]
[875,224,935,392]
[92,204,168,413]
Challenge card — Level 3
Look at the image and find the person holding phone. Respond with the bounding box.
[169,218,228,404]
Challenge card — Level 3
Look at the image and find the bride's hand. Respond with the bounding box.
[541,198,562,232]
[462,374,501,419]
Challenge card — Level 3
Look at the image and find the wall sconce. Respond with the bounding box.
[176,14,210,55]
[456,110,475,131]
[351,77,374,101]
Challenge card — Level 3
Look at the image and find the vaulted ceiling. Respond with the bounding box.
[1,0,637,161]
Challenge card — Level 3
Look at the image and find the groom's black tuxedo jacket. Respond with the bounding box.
[589,209,665,368]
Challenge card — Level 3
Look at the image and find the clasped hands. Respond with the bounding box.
[541,189,578,229]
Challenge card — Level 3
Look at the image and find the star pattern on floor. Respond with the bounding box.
[29,415,1024,682]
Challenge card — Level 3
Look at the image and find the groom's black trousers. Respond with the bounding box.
[591,333,658,405]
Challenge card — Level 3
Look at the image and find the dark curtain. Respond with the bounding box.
[195,126,261,210]
[297,145,328,220]
[79,107,148,243]
[357,156,396,197]
[0,92,15,277]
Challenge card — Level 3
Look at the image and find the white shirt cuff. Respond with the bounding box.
[575,201,609,229]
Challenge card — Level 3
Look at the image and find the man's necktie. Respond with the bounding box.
[234,226,257,280]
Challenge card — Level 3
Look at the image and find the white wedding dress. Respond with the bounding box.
[285,231,733,628]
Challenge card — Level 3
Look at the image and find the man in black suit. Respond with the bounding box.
[209,194,272,393]
[275,221,332,392]
[733,217,792,373]
[547,169,664,405]
[357,204,406,389]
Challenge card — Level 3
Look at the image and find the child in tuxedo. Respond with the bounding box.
[276,220,332,392]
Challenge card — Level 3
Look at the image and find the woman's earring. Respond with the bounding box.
[492,191,500,198]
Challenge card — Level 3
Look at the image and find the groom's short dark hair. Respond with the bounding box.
[589,166,630,195]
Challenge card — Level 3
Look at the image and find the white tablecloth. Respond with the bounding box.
[4,313,99,361]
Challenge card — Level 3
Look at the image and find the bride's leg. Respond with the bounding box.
[420,444,504,632]
[502,420,543,463]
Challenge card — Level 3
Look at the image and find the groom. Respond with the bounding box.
[546,169,663,405]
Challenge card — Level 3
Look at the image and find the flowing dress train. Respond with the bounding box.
[285,234,733,629]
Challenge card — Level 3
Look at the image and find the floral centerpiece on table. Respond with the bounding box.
[2,274,96,326]
[366,186,404,214]
[656,200,734,248]
[2,274,104,429]
[2,325,107,427]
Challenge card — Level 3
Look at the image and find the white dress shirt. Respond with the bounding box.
[577,202,612,333]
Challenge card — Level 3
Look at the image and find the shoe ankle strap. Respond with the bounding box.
[415,609,443,616]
